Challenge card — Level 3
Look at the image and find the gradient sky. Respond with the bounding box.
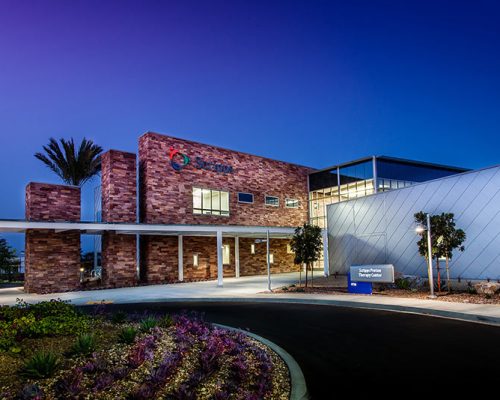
[1,0,500,251]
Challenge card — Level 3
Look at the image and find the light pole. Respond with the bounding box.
[416,213,436,298]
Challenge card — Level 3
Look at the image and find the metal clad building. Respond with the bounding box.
[327,164,500,280]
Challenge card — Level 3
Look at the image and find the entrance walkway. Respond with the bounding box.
[0,272,301,306]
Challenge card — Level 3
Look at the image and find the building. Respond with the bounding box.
[0,131,481,294]
[327,163,500,281]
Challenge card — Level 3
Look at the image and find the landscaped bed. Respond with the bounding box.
[0,300,290,399]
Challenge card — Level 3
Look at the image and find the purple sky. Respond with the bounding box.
[1,0,500,251]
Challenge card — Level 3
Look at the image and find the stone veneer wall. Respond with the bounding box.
[139,132,312,226]
[239,238,296,275]
[24,183,81,293]
[140,235,294,283]
[100,150,137,287]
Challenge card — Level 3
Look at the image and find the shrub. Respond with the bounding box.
[466,282,477,294]
[110,311,127,324]
[159,314,173,328]
[282,286,289,291]
[20,351,59,379]
[140,316,158,332]
[69,333,97,356]
[118,327,137,344]
[0,299,89,350]
[395,278,411,290]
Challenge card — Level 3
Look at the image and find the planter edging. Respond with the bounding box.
[214,323,309,400]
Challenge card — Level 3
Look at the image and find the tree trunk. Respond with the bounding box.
[311,263,314,288]
[299,265,302,287]
[436,258,441,293]
[446,256,451,292]
[305,263,308,288]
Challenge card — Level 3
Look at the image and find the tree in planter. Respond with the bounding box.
[0,238,20,282]
[35,137,103,186]
[435,213,465,292]
[290,223,323,288]
[414,212,466,293]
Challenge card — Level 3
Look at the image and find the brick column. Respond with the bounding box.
[25,183,81,293]
[100,150,137,287]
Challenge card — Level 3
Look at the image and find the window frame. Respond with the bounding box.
[192,187,230,216]
[285,198,300,208]
[237,192,254,204]
[264,195,279,207]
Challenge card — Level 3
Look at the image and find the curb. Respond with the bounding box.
[215,323,309,400]
[95,296,500,327]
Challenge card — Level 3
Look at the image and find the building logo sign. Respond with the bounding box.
[169,147,191,171]
[168,146,233,174]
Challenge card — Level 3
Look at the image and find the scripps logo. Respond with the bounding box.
[169,146,190,171]
[168,146,233,174]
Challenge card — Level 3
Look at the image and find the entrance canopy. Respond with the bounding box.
[0,219,296,238]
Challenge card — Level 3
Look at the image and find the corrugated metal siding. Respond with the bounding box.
[327,166,500,280]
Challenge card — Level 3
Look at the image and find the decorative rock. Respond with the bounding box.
[474,281,500,295]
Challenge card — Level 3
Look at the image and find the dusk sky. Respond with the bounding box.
[1,0,500,251]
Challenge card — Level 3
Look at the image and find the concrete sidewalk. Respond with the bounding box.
[1,272,499,326]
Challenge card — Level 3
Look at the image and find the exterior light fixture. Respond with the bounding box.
[415,214,436,298]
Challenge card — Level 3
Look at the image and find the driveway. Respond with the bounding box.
[88,301,500,398]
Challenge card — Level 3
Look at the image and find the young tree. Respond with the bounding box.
[435,213,466,292]
[290,223,323,288]
[35,137,103,186]
[0,238,20,282]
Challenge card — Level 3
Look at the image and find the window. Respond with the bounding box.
[269,253,274,264]
[223,244,230,264]
[250,243,255,254]
[287,244,294,254]
[265,195,279,207]
[285,198,299,208]
[193,253,199,267]
[238,192,254,203]
[193,187,229,216]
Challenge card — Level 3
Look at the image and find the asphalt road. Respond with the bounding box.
[88,302,500,398]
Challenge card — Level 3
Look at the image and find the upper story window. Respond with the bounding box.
[193,187,229,216]
[285,198,299,208]
[265,195,279,207]
[238,192,254,204]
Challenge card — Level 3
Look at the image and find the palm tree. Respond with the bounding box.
[35,138,103,186]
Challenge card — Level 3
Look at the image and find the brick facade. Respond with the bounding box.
[25,183,81,293]
[139,132,312,226]
[23,133,309,293]
[140,235,296,283]
[25,182,80,222]
[100,150,137,287]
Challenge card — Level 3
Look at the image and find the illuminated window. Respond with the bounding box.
[193,187,229,216]
[250,244,255,254]
[223,244,230,265]
[285,198,299,208]
[193,253,199,267]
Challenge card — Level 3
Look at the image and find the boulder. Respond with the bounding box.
[474,281,500,295]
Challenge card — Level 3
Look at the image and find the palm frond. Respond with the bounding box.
[34,137,103,186]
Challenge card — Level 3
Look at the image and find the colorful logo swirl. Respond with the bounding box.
[169,146,190,171]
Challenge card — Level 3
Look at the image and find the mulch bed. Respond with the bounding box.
[273,285,500,305]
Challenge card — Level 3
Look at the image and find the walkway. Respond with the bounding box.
[1,272,499,325]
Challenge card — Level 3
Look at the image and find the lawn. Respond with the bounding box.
[0,300,290,399]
